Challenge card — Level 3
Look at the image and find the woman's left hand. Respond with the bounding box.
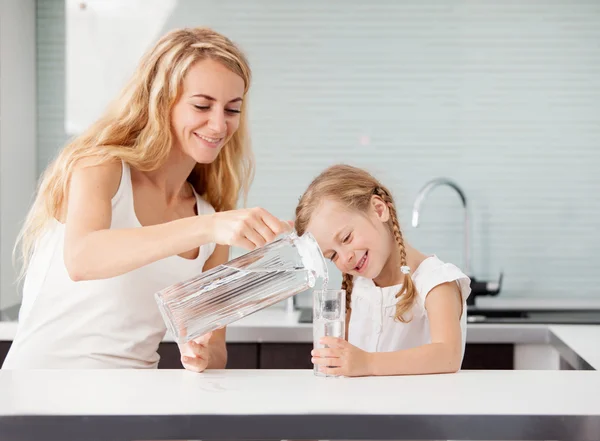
[178,332,213,373]
[311,337,373,377]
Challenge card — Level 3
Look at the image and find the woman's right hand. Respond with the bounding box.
[208,207,292,250]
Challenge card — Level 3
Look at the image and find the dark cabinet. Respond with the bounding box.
[0,341,515,370]
[226,343,260,369]
[156,342,313,370]
[259,343,313,369]
[0,342,10,368]
[157,342,259,369]
[462,343,514,370]
[157,342,514,370]
[253,343,514,370]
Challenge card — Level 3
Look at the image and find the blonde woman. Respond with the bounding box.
[2,27,290,371]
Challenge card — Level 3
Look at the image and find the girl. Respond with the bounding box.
[2,27,290,371]
[295,165,471,376]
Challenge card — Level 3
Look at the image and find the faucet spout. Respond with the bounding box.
[411,178,470,275]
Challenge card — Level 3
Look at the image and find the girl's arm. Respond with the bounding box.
[369,281,464,375]
[63,160,288,281]
[313,281,464,377]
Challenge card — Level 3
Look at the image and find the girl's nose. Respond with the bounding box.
[343,251,355,269]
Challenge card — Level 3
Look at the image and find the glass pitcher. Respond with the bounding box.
[155,231,328,344]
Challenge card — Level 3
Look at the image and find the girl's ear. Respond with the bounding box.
[370,195,390,223]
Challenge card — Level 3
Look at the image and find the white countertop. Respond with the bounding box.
[2,300,599,440]
[2,369,598,416]
[549,325,600,370]
[1,369,598,440]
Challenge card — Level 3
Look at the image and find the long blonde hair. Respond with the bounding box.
[16,27,254,276]
[295,165,418,323]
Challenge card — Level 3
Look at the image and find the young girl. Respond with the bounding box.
[2,27,290,371]
[295,164,471,377]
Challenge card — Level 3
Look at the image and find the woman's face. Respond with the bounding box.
[171,59,245,164]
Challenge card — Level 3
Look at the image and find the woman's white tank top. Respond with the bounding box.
[2,161,216,369]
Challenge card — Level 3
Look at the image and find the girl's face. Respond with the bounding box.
[171,59,245,164]
[306,197,395,280]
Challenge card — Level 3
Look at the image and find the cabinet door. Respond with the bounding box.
[157,342,259,369]
[259,343,313,369]
[1,341,515,370]
[227,343,259,369]
[462,343,514,370]
[0,341,11,367]
[157,342,183,369]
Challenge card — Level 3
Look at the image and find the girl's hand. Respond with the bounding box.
[178,332,213,373]
[311,337,373,377]
[209,208,292,250]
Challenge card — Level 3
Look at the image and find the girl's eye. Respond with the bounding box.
[225,109,241,114]
[342,234,351,243]
[194,105,210,110]
[329,252,337,262]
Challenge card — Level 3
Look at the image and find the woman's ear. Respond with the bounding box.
[370,195,390,223]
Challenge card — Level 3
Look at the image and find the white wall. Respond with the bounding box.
[37,1,600,300]
[0,0,37,309]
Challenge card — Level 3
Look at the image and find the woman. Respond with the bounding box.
[2,27,290,371]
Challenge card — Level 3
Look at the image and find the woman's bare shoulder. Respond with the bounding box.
[58,157,124,221]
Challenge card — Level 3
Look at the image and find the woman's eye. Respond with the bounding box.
[343,234,351,243]
[194,105,240,115]
[329,253,337,262]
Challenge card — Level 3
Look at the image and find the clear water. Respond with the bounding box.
[313,317,345,376]
[322,276,329,294]
[156,265,315,344]
[313,318,345,345]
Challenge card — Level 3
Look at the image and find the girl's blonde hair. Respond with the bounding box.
[16,27,254,277]
[295,165,417,323]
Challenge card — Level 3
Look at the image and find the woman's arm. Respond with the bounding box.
[178,244,230,372]
[63,160,288,281]
[369,281,464,375]
[203,245,229,369]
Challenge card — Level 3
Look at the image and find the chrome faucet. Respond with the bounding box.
[411,178,470,275]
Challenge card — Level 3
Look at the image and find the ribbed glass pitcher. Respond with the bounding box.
[155,231,328,344]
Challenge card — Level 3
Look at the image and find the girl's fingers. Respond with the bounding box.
[312,357,342,367]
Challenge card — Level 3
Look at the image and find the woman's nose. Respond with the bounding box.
[208,109,226,133]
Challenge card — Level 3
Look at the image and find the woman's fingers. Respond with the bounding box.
[182,354,208,373]
[251,222,277,244]
[256,208,292,237]
[240,224,267,249]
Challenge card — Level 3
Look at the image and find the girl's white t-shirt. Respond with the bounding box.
[347,255,472,360]
[2,161,216,369]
